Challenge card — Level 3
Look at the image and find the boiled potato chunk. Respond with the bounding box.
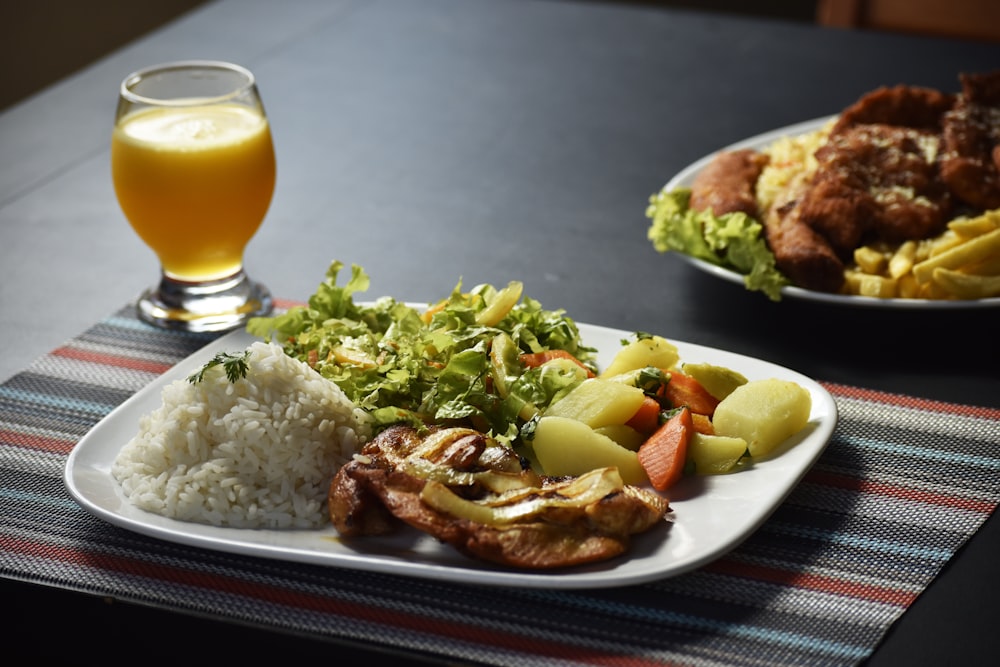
[688,433,747,474]
[531,416,647,485]
[543,378,645,429]
[600,335,679,378]
[594,424,645,451]
[712,378,811,458]
[681,362,748,400]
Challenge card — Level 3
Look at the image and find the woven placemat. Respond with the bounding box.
[2,305,998,666]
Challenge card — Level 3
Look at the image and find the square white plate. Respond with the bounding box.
[65,322,837,589]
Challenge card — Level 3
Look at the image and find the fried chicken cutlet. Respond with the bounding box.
[941,71,1000,210]
[684,74,998,293]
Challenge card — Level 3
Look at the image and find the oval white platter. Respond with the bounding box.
[664,116,1000,310]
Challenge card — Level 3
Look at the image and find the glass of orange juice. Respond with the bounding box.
[112,60,275,331]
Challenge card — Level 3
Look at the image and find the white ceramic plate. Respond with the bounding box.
[65,324,837,589]
[665,116,1000,309]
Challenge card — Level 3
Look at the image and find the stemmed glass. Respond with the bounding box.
[111,60,275,331]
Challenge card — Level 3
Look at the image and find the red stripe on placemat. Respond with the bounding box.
[804,469,997,514]
[821,382,1000,420]
[706,557,917,606]
[0,429,76,454]
[51,347,173,375]
[0,428,75,454]
[7,537,665,667]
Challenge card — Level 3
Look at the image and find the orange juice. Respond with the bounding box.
[112,103,275,281]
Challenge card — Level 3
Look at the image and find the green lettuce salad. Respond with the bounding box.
[247,261,597,443]
[646,187,788,301]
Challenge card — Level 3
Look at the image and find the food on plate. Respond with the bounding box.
[543,332,811,487]
[940,70,1000,210]
[636,407,693,491]
[647,70,1000,300]
[689,148,769,219]
[329,424,668,569]
[646,187,788,300]
[111,341,371,528]
[687,433,749,475]
[830,83,955,134]
[599,334,679,378]
[531,415,647,484]
[113,261,815,569]
[680,362,748,401]
[542,378,646,430]
[712,379,812,458]
[844,209,1000,298]
[247,261,599,442]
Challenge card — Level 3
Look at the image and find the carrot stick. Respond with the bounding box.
[659,371,719,416]
[692,412,715,436]
[637,407,692,491]
[519,350,595,377]
[626,395,662,435]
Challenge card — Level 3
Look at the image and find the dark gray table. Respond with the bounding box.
[2,1,997,664]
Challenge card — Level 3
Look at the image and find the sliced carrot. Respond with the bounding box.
[420,299,448,323]
[637,407,692,491]
[519,350,595,377]
[692,412,715,436]
[626,395,661,435]
[659,371,719,416]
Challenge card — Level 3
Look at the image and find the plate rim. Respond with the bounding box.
[662,116,1000,310]
[64,323,838,589]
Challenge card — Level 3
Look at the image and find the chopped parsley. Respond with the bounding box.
[187,350,252,384]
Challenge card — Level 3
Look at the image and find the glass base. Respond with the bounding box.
[137,269,273,333]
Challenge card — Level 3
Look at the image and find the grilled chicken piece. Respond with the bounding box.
[329,425,670,569]
[329,425,532,537]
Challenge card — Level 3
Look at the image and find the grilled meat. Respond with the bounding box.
[329,425,670,569]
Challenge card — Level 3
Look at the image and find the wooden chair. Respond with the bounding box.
[816,0,1000,42]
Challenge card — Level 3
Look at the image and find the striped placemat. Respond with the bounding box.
[2,304,998,666]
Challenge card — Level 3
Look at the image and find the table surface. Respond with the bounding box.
[1,0,998,664]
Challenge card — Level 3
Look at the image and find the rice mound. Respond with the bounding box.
[756,119,833,215]
[112,341,372,529]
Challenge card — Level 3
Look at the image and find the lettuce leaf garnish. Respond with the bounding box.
[247,261,596,442]
[646,187,788,301]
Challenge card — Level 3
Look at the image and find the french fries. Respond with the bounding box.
[843,210,1000,300]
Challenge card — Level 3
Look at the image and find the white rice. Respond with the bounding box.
[756,119,834,215]
[111,341,372,529]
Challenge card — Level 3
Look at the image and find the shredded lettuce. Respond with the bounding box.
[646,187,788,301]
[247,261,596,442]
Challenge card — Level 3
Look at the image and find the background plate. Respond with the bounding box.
[664,116,1000,310]
[65,323,837,589]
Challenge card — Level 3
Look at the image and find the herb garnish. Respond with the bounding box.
[187,350,252,384]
